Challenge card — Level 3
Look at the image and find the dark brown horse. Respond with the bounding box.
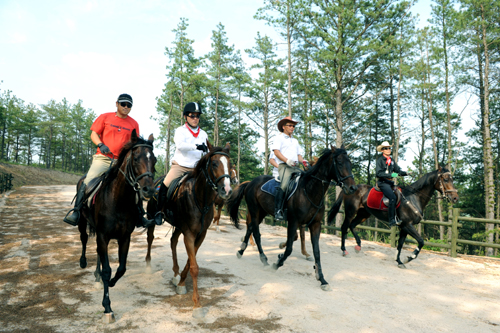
[211,164,239,232]
[227,146,357,291]
[145,142,232,318]
[77,130,156,323]
[328,166,459,268]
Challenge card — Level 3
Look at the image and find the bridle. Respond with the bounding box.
[201,151,231,192]
[324,150,354,194]
[119,143,155,198]
[436,171,458,201]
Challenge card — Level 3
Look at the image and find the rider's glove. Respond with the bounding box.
[98,143,111,155]
[286,159,296,167]
[196,143,208,153]
[399,171,408,176]
[391,172,399,178]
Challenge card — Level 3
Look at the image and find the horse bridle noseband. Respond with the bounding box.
[119,143,155,194]
[202,151,231,192]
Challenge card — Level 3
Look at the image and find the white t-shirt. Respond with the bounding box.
[172,124,209,168]
[269,152,279,180]
[271,133,304,164]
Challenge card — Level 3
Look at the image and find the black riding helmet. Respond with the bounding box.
[183,102,203,116]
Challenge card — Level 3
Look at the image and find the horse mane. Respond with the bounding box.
[102,136,153,184]
[186,146,225,181]
[401,166,449,195]
[303,148,346,179]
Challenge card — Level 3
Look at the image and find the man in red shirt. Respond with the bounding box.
[64,93,154,227]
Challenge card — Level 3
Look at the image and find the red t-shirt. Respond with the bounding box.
[90,112,140,158]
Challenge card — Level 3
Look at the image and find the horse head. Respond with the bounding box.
[330,144,357,195]
[230,164,239,185]
[436,165,459,203]
[124,130,156,201]
[206,141,233,199]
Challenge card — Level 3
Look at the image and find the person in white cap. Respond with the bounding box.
[376,141,408,227]
[153,102,208,225]
[271,116,309,221]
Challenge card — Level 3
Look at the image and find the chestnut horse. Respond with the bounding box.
[227,146,357,291]
[77,130,156,322]
[145,142,232,318]
[328,166,459,268]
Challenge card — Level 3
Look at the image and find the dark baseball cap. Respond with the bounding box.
[117,93,133,105]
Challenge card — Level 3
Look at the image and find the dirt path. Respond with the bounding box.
[1,186,499,332]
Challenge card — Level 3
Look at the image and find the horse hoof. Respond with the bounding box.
[171,275,180,286]
[272,263,279,270]
[305,255,314,262]
[240,242,247,251]
[342,250,349,256]
[355,245,361,253]
[192,307,208,318]
[236,251,242,259]
[260,255,269,266]
[321,284,332,292]
[176,285,187,295]
[102,312,115,324]
[398,263,407,269]
[80,258,87,269]
[279,242,286,249]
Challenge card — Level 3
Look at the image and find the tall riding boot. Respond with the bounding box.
[153,183,168,226]
[63,183,87,226]
[388,198,399,227]
[274,187,285,221]
[137,201,155,228]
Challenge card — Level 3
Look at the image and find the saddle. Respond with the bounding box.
[366,185,402,211]
[153,172,189,203]
[261,171,301,201]
[84,174,106,208]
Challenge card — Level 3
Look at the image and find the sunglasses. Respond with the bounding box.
[285,124,296,128]
[381,147,391,150]
[120,102,132,108]
[187,114,200,119]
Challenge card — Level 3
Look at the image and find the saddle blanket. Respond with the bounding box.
[366,187,401,211]
[261,177,299,201]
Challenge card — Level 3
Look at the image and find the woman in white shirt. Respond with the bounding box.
[153,102,208,225]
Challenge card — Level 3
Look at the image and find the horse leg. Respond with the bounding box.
[237,213,252,258]
[94,255,102,284]
[214,204,222,233]
[251,216,269,266]
[350,210,371,253]
[309,222,331,291]
[340,215,351,256]
[170,228,182,286]
[272,220,296,270]
[78,219,88,268]
[278,230,296,249]
[145,225,155,273]
[109,236,130,287]
[299,225,312,261]
[395,228,409,269]
[96,234,114,322]
[403,224,424,264]
[180,232,204,317]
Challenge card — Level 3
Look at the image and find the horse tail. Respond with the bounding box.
[327,192,344,226]
[227,181,250,229]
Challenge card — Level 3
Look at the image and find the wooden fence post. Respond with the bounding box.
[451,208,459,258]
[390,226,397,248]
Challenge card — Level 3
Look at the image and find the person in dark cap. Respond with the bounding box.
[152,102,208,225]
[271,116,309,221]
[64,93,155,228]
[375,141,408,227]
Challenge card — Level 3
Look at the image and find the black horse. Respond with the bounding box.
[145,142,232,318]
[227,145,357,291]
[77,130,156,322]
[328,166,459,268]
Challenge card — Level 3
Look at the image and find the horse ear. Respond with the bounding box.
[148,133,154,143]
[438,165,443,172]
[224,142,231,153]
[330,145,337,151]
[131,129,138,143]
[341,143,345,149]
[206,140,213,152]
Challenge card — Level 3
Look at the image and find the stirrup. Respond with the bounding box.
[63,209,79,226]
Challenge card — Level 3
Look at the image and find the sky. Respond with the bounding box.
[1,0,469,169]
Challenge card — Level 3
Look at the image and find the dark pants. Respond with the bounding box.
[378,181,396,221]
